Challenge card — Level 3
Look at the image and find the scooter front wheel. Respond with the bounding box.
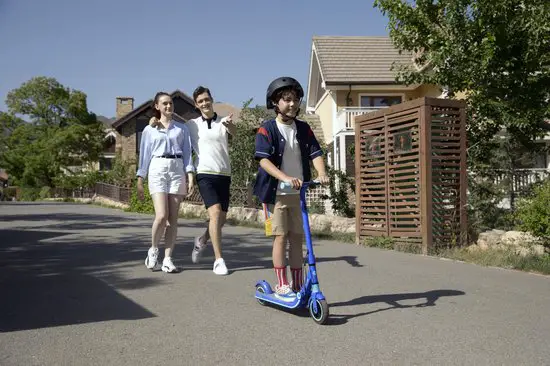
[309,299,329,324]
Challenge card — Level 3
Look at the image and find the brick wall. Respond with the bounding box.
[118,118,137,162]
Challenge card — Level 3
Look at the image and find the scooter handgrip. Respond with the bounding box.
[279,181,292,189]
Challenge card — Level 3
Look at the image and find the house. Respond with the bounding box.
[305,35,445,176]
[305,35,550,184]
[110,90,200,164]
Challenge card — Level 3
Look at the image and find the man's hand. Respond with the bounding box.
[149,116,160,127]
[137,178,145,201]
[221,113,237,135]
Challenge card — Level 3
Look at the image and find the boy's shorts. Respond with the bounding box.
[265,194,303,236]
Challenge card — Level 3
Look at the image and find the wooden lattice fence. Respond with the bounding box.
[354,97,467,253]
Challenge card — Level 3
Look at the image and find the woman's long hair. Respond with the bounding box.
[150,92,171,126]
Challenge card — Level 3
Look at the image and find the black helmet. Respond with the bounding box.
[266,77,304,109]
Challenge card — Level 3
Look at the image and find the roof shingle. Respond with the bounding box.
[313,36,413,84]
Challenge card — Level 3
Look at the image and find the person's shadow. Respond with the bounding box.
[326,289,465,325]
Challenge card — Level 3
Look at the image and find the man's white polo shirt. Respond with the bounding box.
[186,114,231,176]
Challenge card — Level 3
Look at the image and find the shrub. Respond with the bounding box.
[19,187,41,201]
[128,182,154,214]
[515,179,550,245]
[39,186,52,199]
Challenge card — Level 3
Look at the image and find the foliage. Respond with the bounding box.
[102,153,136,187]
[326,167,355,217]
[39,186,52,199]
[466,133,546,236]
[128,182,154,214]
[364,236,395,249]
[0,76,105,187]
[515,179,550,244]
[373,0,550,161]
[229,99,275,188]
[308,200,325,215]
[19,187,41,201]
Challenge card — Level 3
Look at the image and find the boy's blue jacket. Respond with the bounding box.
[253,118,323,204]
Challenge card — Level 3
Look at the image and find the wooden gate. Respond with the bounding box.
[354,97,467,254]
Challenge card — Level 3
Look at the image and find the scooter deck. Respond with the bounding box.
[255,290,304,309]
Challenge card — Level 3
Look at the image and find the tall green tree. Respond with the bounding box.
[228,99,275,188]
[373,0,550,161]
[0,76,104,187]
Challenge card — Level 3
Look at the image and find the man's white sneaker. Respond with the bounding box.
[213,258,228,276]
[145,247,159,270]
[161,257,178,273]
[191,236,207,264]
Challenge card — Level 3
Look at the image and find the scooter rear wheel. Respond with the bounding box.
[309,299,329,324]
[255,285,267,306]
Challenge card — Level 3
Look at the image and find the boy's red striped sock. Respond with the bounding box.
[291,267,303,292]
[274,266,289,287]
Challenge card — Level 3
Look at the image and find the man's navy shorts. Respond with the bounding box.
[196,173,231,212]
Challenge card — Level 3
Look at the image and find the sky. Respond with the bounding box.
[0,0,390,119]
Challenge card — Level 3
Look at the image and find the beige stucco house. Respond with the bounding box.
[305,36,444,176]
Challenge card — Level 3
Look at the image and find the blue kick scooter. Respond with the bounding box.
[254,180,329,325]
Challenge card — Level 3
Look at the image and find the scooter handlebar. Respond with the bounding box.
[279,180,321,190]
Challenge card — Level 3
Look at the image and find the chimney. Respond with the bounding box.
[116,97,134,119]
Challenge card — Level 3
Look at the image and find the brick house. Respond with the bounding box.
[110,90,200,164]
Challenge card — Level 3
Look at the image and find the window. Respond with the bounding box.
[99,157,113,171]
[360,96,402,108]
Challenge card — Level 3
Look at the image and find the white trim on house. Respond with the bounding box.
[334,130,355,174]
[332,94,338,168]
[306,44,328,111]
[105,130,117,139]
[306,44,316,110]
[326,84,419,91]
[313,90,331,112]
[357,92,407,107]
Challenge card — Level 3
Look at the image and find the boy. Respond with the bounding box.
[253,76,329,298]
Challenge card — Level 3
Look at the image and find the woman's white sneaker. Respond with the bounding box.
[161,257,178,273]
[213,258,228,275]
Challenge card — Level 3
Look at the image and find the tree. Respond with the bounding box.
[228,99,275,188]
[373,0,550,161]
[0,77,105,187]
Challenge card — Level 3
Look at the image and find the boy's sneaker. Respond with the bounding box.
[274,284,296,301]
[191,236,207,264]
[145,247,159,270]
[161,257,178,273]
[213,258,228,275]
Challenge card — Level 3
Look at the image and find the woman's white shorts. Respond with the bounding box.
[148,157,187,196]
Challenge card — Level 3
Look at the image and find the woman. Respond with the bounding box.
[137,92,195,273]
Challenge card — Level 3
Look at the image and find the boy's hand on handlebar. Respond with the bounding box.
[316,175,330,185]
[283,176,303,190]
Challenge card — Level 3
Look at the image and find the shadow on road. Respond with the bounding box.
[0,203,364,332]
[327,289,466,325]
[0,228,158,332]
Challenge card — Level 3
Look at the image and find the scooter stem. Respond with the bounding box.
[299,185,316,267]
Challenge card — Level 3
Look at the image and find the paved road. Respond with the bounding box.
[0,202,549,366]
